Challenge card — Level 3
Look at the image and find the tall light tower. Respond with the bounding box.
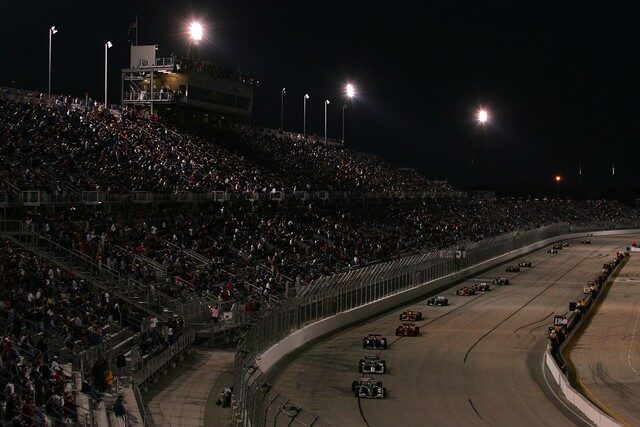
[324,99,330,143]
[466,108,489,189]
[303,94,310,136]
[188,21,204,59]
[104,41,113,108]
[555,175,562,198]
[48,26,58,98]
[343,83,355,143]
[280,87,286,131]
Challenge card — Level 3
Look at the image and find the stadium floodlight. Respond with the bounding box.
[346,83,355,98]
[324,99,330,143]
[48,26,58,97]
[555,175,561,198]
[478,109,488,123]
[189,22,204,43]
[303,94,310,137]
[104,41,114,108]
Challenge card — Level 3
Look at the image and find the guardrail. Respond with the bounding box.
[544,251,629,426]
[0,189,466,207]
[234,223,579,426]
[133,330,196,386]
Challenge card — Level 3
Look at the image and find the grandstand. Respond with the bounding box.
[1,86,639,425]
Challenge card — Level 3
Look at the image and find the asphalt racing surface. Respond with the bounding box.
[273,234,639,427]
[570,249,640,426]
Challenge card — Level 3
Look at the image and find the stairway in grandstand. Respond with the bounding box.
[2,227,185,323]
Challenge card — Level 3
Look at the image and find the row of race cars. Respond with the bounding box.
[353,240,589,398]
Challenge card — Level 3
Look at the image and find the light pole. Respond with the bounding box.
[466,108,489,189]
[48,26,58,98]
[104,41,113,108]
[303,94,309,136]
[324,99,330,143]
[343,83,355,143]
[188,22,204,59]
[280,88,286,131]
[555,175,561,198]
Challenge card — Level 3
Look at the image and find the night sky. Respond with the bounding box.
[3,2,640,194]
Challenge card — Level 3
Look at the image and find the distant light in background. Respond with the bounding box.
[189,22,204,43]
[555,175,561,182]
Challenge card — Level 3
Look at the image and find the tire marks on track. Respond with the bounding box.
[462,244,604,364]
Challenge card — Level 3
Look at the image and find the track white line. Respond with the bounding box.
[627,304,640,376]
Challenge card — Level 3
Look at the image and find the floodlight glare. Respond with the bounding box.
[325,99,330,105]
[189,22,204,42]
[50,26,58,35]
[346,83,355,98]
[304,94,310,99]
[106,41,113,49]
[555,175,561,182]
[478,109,488,123]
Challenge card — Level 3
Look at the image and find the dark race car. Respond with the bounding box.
[548,248,559,254]
[493,277,510,286]
[472,283,491,292]
[395,323,420,336]
[518,261,532,267]
[456,286,476,296]
[552,244,563,250]
[399,309,423,321]
[351,377,387,398]
[358,356,387,374]
[427,296,449,306]
[581,240,591,245]
[506,265,520,272]
[562,243,570,247]
[362,334,388,349]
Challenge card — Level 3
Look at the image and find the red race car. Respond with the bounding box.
[395,323,420,336]
[399,309,423,321]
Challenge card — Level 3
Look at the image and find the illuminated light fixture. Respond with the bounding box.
[346,83,355,98]
[50,26,58,35]
[478,109,488,123]
[189,22,204,42]
[106,41,113,49]
[555,175,561,182]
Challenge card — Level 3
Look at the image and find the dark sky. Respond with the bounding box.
[3,1,640,192]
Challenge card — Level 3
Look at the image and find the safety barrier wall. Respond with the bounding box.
[543,252,629,427]
[235,224,640,426]
[544,351,620,427]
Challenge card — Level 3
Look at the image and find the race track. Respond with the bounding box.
[570,249,640,426]
[272,234,638,426]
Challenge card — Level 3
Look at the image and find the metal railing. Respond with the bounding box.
[133,330,196,386]
[234,223,579,426]
[123,91,175,103]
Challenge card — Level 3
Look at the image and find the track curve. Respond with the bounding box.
[273,234,638,426]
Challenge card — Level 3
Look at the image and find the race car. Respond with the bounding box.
[581,240,591,244]
[472,283,491,292]
[518,261,532,267]
[351,377,387,398]
[493,277,509,285]
[456,286,476,296]
[427,296,449,306]
[395,323,420,336]
[562,243,570,247]
[552,244,563,250]
[358,356,386,374]
[548,248,559,254]
[399,309,423,321]
[505,265,520,272]
[362,334,388,349]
